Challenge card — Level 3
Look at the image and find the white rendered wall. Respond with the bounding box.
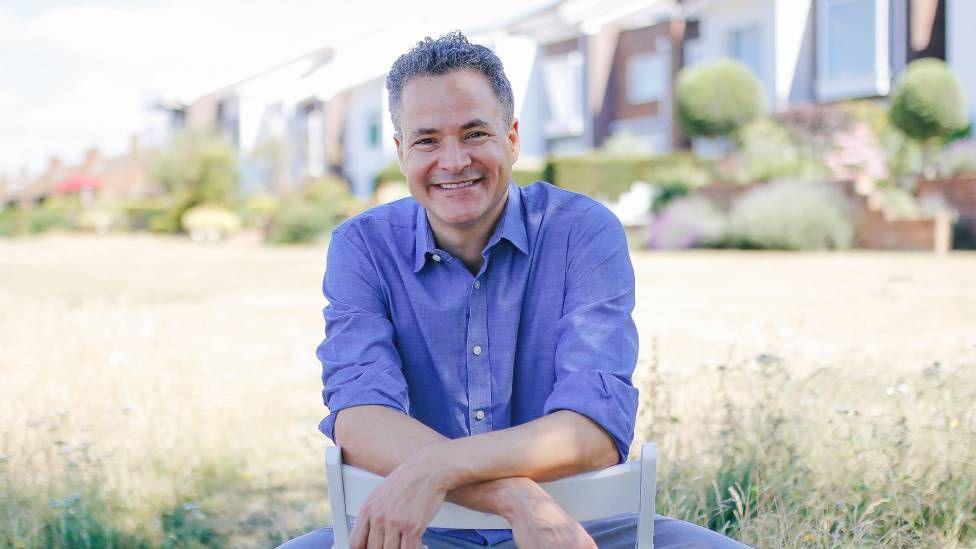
[343,79,396,199]
[692,0,778,109]
[773,0,815,107]
[947,0,976,127]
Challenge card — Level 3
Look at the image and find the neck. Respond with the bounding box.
[429,195,507,275]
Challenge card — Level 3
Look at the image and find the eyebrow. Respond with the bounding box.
[408,119,491,140]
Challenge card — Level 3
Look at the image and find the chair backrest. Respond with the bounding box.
[325,442,656,549]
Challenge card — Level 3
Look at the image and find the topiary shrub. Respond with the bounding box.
[889,59,969,143]
[676,59,764,139]
[725,180,854,250]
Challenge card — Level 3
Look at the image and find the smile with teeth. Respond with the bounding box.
[436,178,480,189]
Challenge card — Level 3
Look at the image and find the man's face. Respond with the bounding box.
[394,70,519,234]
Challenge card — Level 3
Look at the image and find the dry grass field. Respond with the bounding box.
[1,234,974,547]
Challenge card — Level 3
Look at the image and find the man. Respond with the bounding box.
[280,32,747,549]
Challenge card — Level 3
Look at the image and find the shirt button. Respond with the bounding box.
[474,410,486,421]
[432,254,442,262]
[472,345,482,356]
[473,280,481,289]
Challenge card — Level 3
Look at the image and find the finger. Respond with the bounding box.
[366,520,385,549]
[350,518,368,549]
[381,528,400,549]
[400,530,423,549]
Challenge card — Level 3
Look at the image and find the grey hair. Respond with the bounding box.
[386,31,515,136]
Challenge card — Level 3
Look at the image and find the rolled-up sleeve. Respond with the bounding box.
[543,204,639,464]
[316,228,410,443]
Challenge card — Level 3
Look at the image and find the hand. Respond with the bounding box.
[502,482,597,549]
[349,449,449,549]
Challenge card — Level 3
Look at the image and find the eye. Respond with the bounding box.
[413,138,436,146]
[466,131,488,139]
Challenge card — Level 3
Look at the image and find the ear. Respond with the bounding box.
[393,134,405,174]
[508,118,520,165]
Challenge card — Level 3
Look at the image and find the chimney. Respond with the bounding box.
[83,148,101,172]
[129,134,141,159]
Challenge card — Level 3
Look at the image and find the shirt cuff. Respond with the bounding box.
[542,370,639,464]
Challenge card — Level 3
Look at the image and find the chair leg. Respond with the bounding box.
[636,442,657,549]
[326,446,352,549]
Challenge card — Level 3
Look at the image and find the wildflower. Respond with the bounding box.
[802,533,816,542]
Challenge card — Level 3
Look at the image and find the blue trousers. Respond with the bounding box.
[277,513,749,548]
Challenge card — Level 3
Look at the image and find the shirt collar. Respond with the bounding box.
[413,180,528,273]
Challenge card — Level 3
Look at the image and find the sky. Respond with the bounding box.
[0,0,538,178]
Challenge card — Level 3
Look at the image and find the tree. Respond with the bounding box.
[152,131,238,231]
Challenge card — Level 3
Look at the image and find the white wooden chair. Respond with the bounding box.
[325,442,657,549]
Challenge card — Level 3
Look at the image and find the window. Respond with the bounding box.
[542,51,584,137]
[367,111,381,149]
[817,0,887,100]
[626,52,668,105]
[727,26,762,79]
[823,0,875,81]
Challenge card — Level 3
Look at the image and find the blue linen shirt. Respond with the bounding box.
[316,180,639,545]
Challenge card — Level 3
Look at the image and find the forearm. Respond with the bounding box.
[431,410,619,488]
[333,405,540,516]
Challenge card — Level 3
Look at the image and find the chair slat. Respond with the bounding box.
[339,459,642,529]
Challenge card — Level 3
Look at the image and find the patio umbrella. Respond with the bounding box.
[52,173,103,194]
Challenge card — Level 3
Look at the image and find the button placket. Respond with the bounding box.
[466,272,491,434]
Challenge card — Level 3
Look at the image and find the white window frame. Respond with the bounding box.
[816,0,890,101]
[542,50,585,138]
[726,25,763,81]
[626,52,668,105]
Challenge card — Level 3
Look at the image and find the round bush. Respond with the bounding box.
[181,204,242,242]
[676,59,764,138]
[889,59,969,142]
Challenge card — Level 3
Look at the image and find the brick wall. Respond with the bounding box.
[695,180,946,251]
[916,176,976,237]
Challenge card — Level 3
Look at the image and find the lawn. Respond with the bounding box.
[1,234,974,547]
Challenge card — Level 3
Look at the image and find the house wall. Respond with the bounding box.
[773,0,815,107]
[947,0,976,128]
[342,78,396,199]
[693,0,778,107]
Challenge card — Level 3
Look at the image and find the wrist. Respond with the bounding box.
[412,442,462,492]
[492,478,549,523]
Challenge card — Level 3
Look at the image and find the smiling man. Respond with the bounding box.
[279,32,747,549]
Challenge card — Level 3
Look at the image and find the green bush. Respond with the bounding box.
[123,198,178,233]
[889,59,969,142]
[732,118,827,183]
[549,153,714,201]
[374,162,405,187]
[0,206,20,236]
[725,180,854,250]
[266,176,364,244]
[238,194,279,229]
[676,59,764,139]
[26,199,76,234]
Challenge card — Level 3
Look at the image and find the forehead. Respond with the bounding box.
[399,70,503,131]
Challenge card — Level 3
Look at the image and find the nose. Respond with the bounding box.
[437,138,471,173]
